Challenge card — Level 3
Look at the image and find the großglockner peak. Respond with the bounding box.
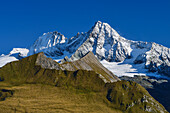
[69,21,133,61]
[1,21,170,77]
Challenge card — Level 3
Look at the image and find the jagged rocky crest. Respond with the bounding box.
[27,21,170,77]
[0,21,169,112]
[33,52,119,83]
[61,51,120,83]
[35,52,62,70]
[0,52,168,113]
[0,21,170,77]
[29,31,67,57]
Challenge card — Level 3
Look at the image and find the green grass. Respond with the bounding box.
[0,84,123,113]
[0,53,168,113]
[61,51,119,82]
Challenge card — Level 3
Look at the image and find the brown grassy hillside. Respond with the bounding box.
[0,53,168,113]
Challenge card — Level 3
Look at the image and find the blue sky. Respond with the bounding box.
[0,0,170,54]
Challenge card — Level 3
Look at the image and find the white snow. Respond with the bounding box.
[27,21,170,79]
[0,48,29,67]
[10,48,29,57]
[0,21,170,79]
[100,47,170,79]
[100,59,170,80]
[101,60,143,77]
[28,31,67,56]
[0,55,18,67]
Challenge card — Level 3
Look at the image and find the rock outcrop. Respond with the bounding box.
[0,53,168,113]
[1,21,170,77]
[61,51,120,83]
[35,52,62,70]
[27,21,170,77]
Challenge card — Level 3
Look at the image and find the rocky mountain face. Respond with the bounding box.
[0,53,168,113]
[119,75,170,112]
[0,21,169,112]
[35,52,63,70]
[26,21,170,77]
[61,51,120,83]
[0,21,170,78]
[35,52,120,83]
[28,31,67,57]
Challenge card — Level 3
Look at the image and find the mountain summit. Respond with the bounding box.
[0,52,167,113]
[27,21,170,77]
[0,21,169,112]
[1,21,170,77]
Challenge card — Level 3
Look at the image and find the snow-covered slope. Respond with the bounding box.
[70,21,133,61]
[2,21,170,77]
[67,21,170,77]
[28,31,67,57]
[0,55,18,67]
[9,48,29,57]
[0,48,29,67]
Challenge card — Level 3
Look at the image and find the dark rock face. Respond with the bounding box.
[27,21,170,77]
[0,53,168,112]
[147,81,170,112]
[134,53,146,64]
[158,64,170,77]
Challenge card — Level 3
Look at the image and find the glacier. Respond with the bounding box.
[1,21,170,78]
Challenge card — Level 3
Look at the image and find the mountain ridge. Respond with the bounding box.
[61,51,120,83]
[0,52,167,113]
[28,21,170,77]
[1,21,170,78]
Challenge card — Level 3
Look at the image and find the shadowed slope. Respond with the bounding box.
[0,53,168,113]
[61,51,120,83]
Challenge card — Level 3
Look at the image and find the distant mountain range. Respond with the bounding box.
[1,21,170,78]
[0,21,170,112]
[0,52,167,113]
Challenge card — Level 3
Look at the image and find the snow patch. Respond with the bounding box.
[0,55,18,67]
[10,48,29,57]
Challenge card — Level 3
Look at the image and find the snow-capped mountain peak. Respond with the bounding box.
[91,21,120,38]
[70,21,132,62]
[1,21,170,78]
[26,21,170,77]
[9,48,29,57]
[28,31,67,57]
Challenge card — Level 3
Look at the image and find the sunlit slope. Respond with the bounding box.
[61,51,120,83]
[0,53,167,113]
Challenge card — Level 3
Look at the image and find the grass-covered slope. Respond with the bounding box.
[0,53,168,113]
[0,53,58,85]
[0,84,122,113]
[61,51,120,83]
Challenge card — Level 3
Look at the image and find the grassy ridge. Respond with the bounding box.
[61,51,120,82]
[0,53,168,113]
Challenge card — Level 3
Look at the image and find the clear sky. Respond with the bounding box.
[0,0,170,54]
